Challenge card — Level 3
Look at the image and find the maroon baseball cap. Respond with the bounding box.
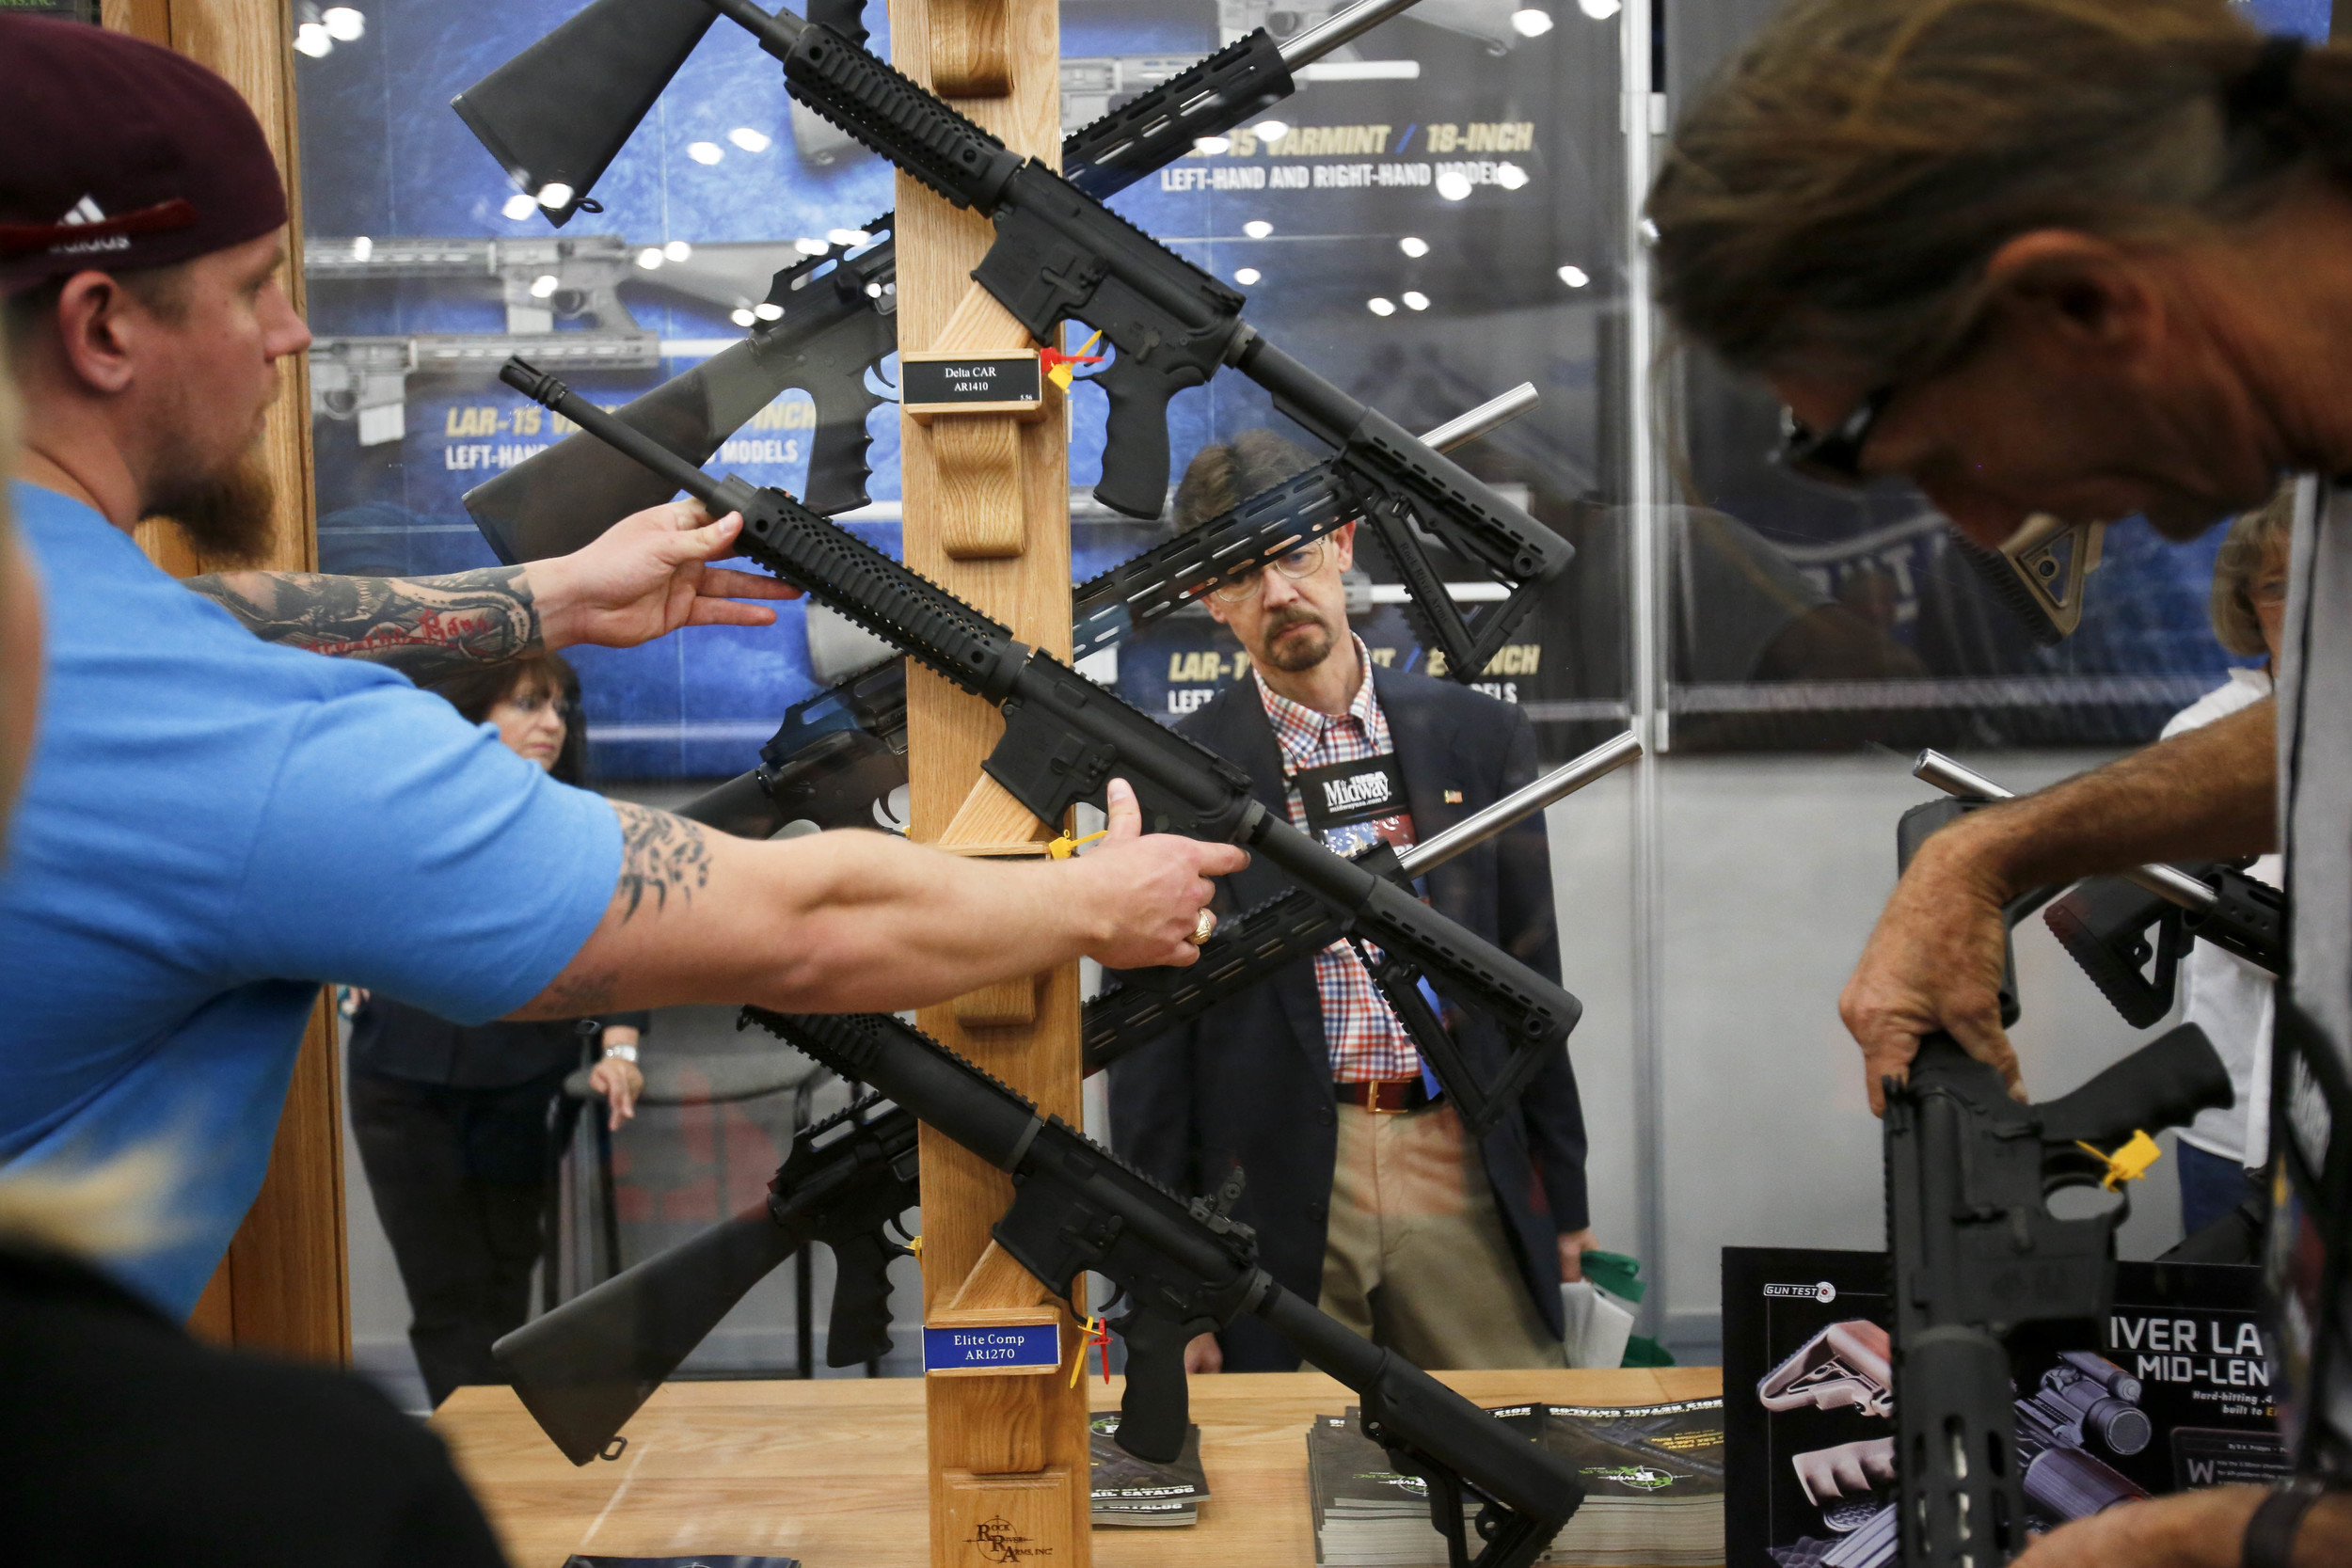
[0,15,288,294]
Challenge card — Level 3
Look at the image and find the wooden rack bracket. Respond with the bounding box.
[952,974,1041,1029]
[937,771,1052,853]
[935,418,1027,559]
[927,0,1011,97]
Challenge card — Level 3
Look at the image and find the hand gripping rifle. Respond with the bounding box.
[453,0,1572,677]
[1881,790,2233,1568]
[1085,730,1640,1130]
[507,359,1583,1131]
[662,383,1539,840]
[457,0,1422,532]
[749,1007,1583,1568]
[491,1095,919,1465]
[1912,750,2288,1027]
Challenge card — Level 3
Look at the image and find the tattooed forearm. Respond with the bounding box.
[185,566,540,682]
[612,801,712,923]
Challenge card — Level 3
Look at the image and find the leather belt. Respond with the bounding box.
[1335,1076,1430,1115]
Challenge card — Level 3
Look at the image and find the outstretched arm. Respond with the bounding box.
[512,779,1248,1020]
[1840,699,2276,1113]
[187,500,797,682]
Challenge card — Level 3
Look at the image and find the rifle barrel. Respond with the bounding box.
[1403,731,1641,877]
[1911,749,2217,914]
[502,359,730,509]
[1419,381,1537,452]
[1279,0,1425,66]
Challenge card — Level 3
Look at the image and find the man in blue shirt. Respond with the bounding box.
[0,17,1241,1318]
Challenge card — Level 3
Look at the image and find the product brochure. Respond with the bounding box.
[1309,1399,1724,1567]
[1089,1413,1211,1528]
[1723,1246,2290,1568]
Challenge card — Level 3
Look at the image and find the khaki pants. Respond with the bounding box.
[1317,1101,1566,1370]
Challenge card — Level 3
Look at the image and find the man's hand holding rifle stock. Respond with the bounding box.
[1839,698,2277,1112]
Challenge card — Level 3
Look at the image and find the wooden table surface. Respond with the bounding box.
[435,1365,1724,1568]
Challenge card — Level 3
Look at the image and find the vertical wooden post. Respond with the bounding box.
[889,0,1090,1562]
[102,0,351,1364]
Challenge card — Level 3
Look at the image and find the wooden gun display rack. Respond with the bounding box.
[893,0,1095,1561]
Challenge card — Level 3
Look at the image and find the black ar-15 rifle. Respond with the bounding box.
[508,359,1581,1135]
[1911,750,2288,1027]
[1882,791,2233,1568]
[662,383,1540,838]
[1085,729,1639,1111]
[491,1010,1585,1568]
[495,1094,919,1465]
[753,1007,1582,1568]
[453,0,1572,678]
[461,0,1423,531]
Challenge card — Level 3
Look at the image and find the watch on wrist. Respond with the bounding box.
[602,1042,639,1064]
[2244,1478,2329,1568]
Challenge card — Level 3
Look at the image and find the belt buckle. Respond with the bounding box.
[1368,1079,1409,1115]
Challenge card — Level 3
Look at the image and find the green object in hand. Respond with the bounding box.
[1581,1249,1646,1306]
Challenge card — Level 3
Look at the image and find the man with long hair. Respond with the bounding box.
[1647,1,2352,1560]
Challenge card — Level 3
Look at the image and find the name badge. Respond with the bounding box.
[1296,752,1410,837]
[923,1321,1061,1375]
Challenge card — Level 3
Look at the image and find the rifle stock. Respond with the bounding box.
[491,1100,918,1465]
[451,0,715,227]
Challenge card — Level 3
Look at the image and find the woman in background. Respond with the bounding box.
[346,652,649,1409]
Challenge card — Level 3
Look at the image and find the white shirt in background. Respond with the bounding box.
[2159,666,2278,1168]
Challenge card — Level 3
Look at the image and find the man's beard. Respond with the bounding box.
[143,445,278,565]
[1258,605,1337,673]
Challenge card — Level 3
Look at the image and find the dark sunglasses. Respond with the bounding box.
[1773,387,1892,489]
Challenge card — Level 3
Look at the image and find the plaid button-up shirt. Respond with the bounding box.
[1255,641,1422,1084]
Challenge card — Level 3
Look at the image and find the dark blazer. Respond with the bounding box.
[1108,664,1590,1370]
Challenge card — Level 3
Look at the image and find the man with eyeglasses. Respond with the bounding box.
[1108,429,1597,1375]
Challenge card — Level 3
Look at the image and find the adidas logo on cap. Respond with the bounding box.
[51,195,131,255]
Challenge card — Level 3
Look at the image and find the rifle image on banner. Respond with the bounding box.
[1881,790,2233,1568]
[495,1094,919,1465]
[458,0,1424,533]
[1086,730,1639,1111]
[503,359,1581,1134]
[1912,750,2287,1026]
[304,233,807,447]
[661,383,1539,840]
[453,0,1573,679]
[753,1008,1582,1568]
